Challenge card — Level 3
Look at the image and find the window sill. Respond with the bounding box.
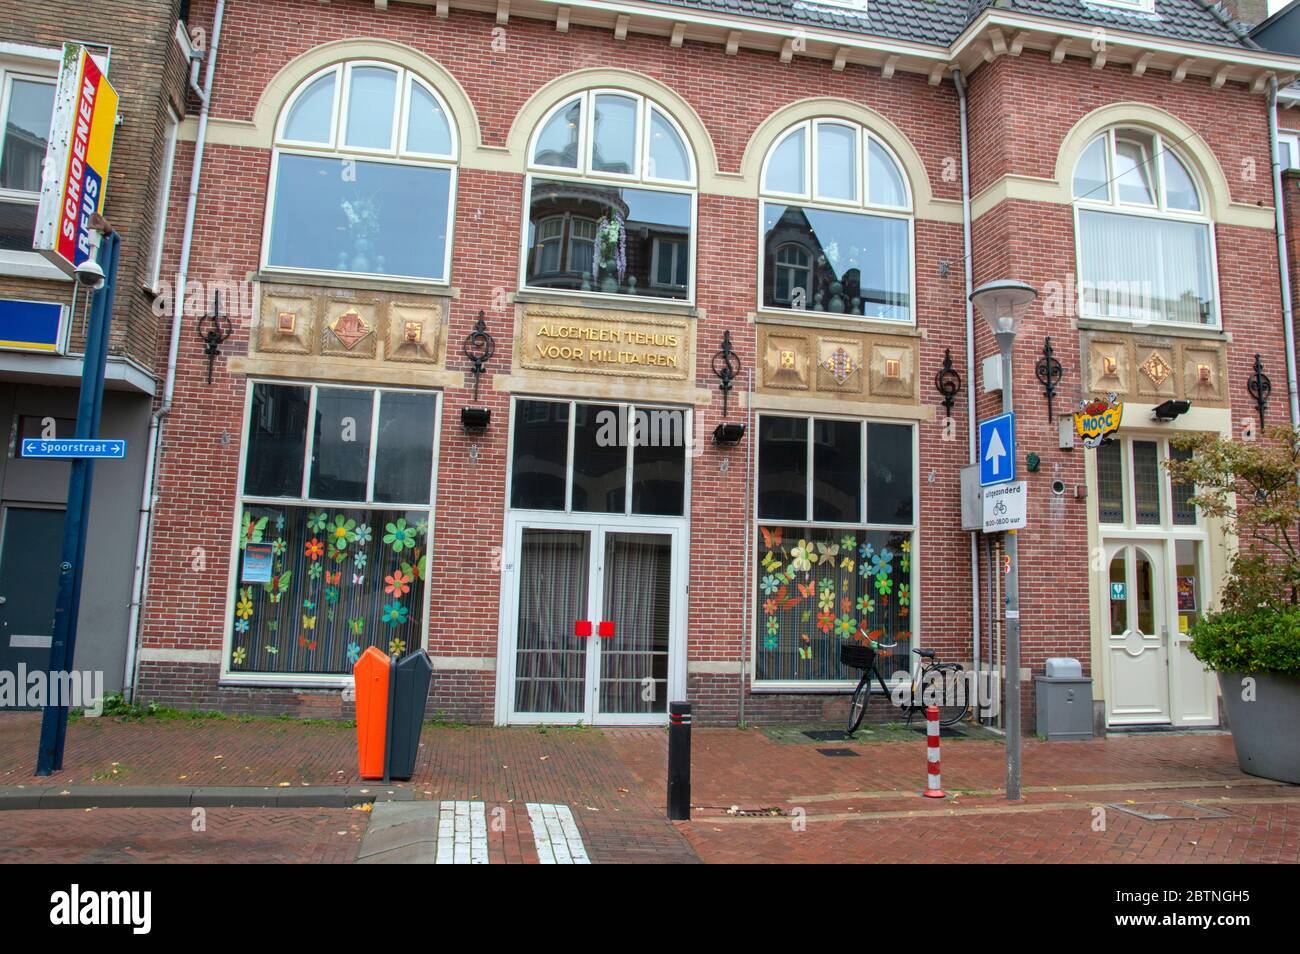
[255,269,456,298]
[220,673,352,690]
[754,308,920,336]
[0,250,70,282]
[1076,317,1228,342]
[513,288,699,318]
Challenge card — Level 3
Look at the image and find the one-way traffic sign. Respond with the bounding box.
[978,412,1015,486]
[21,438,126,459]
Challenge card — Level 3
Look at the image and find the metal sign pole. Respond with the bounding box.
[999,341,1022,801]
[36,230,119,776]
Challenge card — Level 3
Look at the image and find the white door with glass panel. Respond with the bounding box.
[1097,436,1217,727]
[1105,542,1169,724]
[504,519,683,724]
[497,398,689,725]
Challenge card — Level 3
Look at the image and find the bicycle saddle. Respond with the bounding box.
[912,648,935,658]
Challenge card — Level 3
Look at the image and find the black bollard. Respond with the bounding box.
[667,701,692,820]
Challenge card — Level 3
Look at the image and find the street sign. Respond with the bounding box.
[978,412,1016,486]
[33,45,120,276]
[20,438,125,459]
[982,480,1027,532]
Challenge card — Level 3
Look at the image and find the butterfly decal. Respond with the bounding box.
[324,570,341,587]
[263,570,292,603]
[760,527,783,550]
[352,572,366,585]
[815,541,840,565]
[265,645,279,655]
[761,551,782,574]
[301,614,317,631]
[298,634,317,651]
[797,581,816,600]
[347,617,364,636]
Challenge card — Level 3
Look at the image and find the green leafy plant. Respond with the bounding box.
[1167,426,1300,674]
[1167,426,1300,611]
[1188,606,1300,677]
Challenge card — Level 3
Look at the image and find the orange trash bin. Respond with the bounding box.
[354,646,392,780]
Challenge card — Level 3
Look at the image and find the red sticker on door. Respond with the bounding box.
[598,620,615,638]
[574,620,592,637]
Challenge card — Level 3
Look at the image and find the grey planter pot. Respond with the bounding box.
[1217,671,1300,784]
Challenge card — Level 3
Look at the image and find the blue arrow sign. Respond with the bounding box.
[978,412,1016,487]
[21,438,126,459]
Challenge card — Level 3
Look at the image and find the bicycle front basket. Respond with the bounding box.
[839,642,876,671]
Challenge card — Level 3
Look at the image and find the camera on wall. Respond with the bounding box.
[1051,478,1067,497]
[74,260,106,290]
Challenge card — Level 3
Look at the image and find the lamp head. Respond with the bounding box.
[970,280,1037,348]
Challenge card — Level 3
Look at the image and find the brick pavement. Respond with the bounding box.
[1,713,1296,863]
[0,807,366,863]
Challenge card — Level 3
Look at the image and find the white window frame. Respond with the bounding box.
[222,379,443,687]
[503,395,694,520]
[1278,129,1300,171]
[0,56,59,277]
[649,236,688,290]
[1096,434,1201,535]
[1084,0,1155,13]
[261,62,459,286]
[144,107,179,292]
[523,90,697,305]
[757,119,915,324]
[751,411,919,691]
[1072,127,1221,330]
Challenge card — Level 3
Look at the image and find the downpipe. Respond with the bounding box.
[1268,77,1300,430]
[123,0,226,697]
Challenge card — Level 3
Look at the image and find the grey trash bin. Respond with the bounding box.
[387,649,434,781]
[1035,657,1093,741]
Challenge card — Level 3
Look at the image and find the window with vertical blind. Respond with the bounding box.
[229,381,439,678]
[0,60,56,253]
[754,415,916,685]
[1072,128,1217,327]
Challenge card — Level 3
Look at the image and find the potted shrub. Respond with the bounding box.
[1167,427,1300,783]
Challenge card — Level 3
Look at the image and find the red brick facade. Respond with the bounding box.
[134,0,1294,729]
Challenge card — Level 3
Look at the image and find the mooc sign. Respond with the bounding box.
[33,44,119,275]
[1074,393,1124,448]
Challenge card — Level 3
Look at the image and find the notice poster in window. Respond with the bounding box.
[1177,576,1196,612]
[242,543,274,584]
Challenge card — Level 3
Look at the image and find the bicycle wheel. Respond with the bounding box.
[846,672,871,735]
[919,665,969,726]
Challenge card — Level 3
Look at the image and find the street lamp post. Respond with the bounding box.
[970,279,1037,801]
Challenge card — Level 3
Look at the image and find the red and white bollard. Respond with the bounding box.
[922,705,946,799]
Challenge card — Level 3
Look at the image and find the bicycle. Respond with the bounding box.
[842,638,969,735]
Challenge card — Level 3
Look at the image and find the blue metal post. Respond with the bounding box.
[36,231,119,776]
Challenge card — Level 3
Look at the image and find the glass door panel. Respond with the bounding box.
[597,531,672,716]
[513,528,591,715]
[1104,542,1170,724]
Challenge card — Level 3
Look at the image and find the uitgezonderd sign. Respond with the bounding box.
[519,309,691,381]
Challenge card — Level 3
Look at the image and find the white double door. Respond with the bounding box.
[497,515,687,725]
[1103,539,1216,727]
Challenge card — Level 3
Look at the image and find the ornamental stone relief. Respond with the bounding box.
[248,283,446,379]
[1079,329,1227,407]
[757,324,918,404]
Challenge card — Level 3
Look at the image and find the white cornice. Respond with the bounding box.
[397,0,1300,85]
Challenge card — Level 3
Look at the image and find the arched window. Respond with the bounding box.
[1072,128,1216,326]
[264,61,458,282]
[524,90,696,301]
[759,120,912,321]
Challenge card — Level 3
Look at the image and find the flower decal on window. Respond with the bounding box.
[304,538,325,561]
[384,518,417,553]
[388,637,406,656]
[355,524,373,547]
[232,646,247,665]
[306,511,329,533]
[346,643,361,665]
[235,588,254,620]
[385,569,412,598]
[331,514,358,550]
[382,601,409,626]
